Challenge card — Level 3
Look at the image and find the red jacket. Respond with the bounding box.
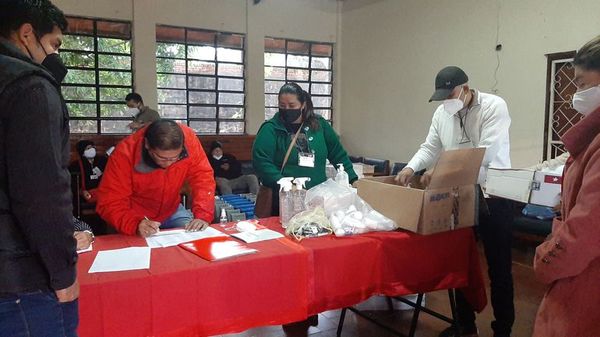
[533,106,600,336]
[96,125,215,235]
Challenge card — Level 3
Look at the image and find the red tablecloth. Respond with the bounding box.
[77,218,486,337]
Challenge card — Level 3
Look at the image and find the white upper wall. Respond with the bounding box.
[53,0,339,134]
[52,0,600,166]
[340,0,600,167]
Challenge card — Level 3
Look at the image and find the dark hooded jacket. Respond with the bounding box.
[0,39,76,296]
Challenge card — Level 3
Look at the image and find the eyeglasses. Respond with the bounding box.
[149,148,183,162]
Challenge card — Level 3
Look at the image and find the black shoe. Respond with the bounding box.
[438,325,479,337]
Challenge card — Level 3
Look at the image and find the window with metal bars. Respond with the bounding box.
[543,51,579,160]
[156,25,246,135]
[264,37,333,121]
[61,17,133,134]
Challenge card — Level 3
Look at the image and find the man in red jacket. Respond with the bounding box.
[97,119,215,237]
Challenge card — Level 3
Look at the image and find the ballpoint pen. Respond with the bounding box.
[144,216,159,234]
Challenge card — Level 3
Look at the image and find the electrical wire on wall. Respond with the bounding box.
[491,0,501,94]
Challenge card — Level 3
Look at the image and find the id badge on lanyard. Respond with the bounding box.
[298,152,315,168]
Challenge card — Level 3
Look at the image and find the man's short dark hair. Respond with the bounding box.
[125,92,143,104]
[573,35,600,72]
[0,0,68,39]
[145,119,183,151]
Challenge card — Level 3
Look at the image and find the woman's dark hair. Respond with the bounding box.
[573,35,600,72]
[145,119,183,151]
[0,0,68,38]
[278,82,320,130]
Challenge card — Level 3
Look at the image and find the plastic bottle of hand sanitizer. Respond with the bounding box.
[292,177,311,215]
[335,164,350,187]
[219,208,228,228]
[278,177,294,228]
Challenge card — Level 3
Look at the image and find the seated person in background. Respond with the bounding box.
[73,217,94,251]
[75,140,107,203]
[209,141,259,195]
[125,92,160,132]
[96,119,215,237]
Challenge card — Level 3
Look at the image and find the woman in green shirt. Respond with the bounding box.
[253,82,358,216]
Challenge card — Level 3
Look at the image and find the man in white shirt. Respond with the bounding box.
[396,66,514,337]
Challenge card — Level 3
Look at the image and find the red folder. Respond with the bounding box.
[179,236,257,261]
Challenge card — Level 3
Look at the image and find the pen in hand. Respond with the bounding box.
[142,216,160,236]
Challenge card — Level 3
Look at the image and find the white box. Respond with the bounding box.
[485,168,562,207]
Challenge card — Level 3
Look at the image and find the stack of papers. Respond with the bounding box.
[230,229,285,243]
[145,227,226,248]
[88,247,151,273]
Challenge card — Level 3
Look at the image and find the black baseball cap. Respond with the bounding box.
[429,66,469,102]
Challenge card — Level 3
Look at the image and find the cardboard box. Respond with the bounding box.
[485,168,562,207]
[356,148,485,235]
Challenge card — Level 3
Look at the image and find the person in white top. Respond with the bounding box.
[396,66,515,337]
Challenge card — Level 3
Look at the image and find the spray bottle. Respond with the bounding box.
[335,164,350,187]
[219,208,228,228]
[292,177,311,215]
[277,177,295,228]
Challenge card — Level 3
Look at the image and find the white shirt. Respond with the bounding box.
[406,90,511,185]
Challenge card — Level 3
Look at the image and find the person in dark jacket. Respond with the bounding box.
[209,141,259,195]
[75,140,107,202]
[0,1,79,336]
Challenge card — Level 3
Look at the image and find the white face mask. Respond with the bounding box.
[128,107,140,116]
[443,86,465,116]
[572,85,600,117]
[83,148,96,159]
[213,154,223,160]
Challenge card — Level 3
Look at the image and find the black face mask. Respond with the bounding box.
[279,108,302,124]
[42,53,68,83]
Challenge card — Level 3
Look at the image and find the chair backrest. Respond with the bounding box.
[240,161,255,176]
[363,157,390,176]
[391,162,407,176]
[349,155,364,163]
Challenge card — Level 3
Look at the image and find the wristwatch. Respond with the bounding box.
[83,230,95,243]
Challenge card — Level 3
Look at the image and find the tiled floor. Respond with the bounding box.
[218,239,545,337]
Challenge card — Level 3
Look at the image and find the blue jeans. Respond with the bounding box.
[161,203,193,229]
[0,290,79,337]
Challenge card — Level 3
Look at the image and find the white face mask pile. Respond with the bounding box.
[572,85,600,117]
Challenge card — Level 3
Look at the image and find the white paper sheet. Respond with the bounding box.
[230,229,285,243]
[88,247,151,273]
[145,226,226,248]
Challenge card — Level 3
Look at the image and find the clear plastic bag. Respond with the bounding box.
[305,179,398,237]
[285,207,333,241]
[305,179,355,216]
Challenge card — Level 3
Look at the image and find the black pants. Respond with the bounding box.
[455,197,515,336]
